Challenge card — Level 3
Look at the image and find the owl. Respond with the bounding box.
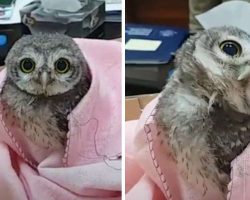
[0,34,91,150]
[156,26,250,199]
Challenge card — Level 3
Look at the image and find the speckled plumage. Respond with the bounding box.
[156,26,250,199]
[0,34,91,150]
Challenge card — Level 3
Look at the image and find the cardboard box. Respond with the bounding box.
[125,93,158,121]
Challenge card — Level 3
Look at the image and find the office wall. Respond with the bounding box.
[126,0,189,28]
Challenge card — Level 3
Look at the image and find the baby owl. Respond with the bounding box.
[156,26,250,199]
[0,34,91,150]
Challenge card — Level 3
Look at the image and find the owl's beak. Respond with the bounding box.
[238,67,250,81]
[40,71,49,91]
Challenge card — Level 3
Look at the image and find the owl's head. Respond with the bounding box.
[175,26,250,113]
[5,33,89,96]
[176,26,250,82]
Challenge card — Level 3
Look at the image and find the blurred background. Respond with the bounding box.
[125,0,250,96]
[0,0,121,66]
[125,0,188,96]
[126,0,188,28]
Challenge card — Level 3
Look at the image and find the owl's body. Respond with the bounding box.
[156,27,250,199]
[1,34,90,149]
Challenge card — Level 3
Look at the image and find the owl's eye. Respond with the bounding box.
[54,58,70,74]
[219,40,242,57]
[20,58,35,73]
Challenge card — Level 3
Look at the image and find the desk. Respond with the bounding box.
[86,22,121,39]
[126,62,173,95]
[103,22,121,39]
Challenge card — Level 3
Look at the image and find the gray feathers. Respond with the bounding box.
[156,26,250,198]
[5,33,89,96]
[1,33,91,149]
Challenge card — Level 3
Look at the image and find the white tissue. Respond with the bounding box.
[41,0,83,12]
[196,0,250,34]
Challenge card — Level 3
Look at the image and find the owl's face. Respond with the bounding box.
[192,27,250,81]
[176,26,250,114]
[5,34,88,96]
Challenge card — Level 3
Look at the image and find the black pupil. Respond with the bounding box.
[56,59,68,71]
[222,43,238,56]
[23,59,33,70]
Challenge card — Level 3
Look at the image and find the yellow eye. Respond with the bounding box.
[20,58,35,73]
[54,58,70,74]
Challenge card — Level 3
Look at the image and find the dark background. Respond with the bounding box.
[125,0,189,95]
[126,0,188,27]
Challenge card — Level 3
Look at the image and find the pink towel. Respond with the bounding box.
[126,96,250,200]
[0,39,121,200]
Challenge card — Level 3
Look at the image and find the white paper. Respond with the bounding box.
[0,0,34,24]
[125,39,162,51]
[0,7,14,20]
[106,3,122,11]
[105,0,121,3]
[196,0,250,34]
[106,3,121,11]
[105,0,121,11]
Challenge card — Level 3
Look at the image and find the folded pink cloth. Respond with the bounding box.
[0,39,121,200]
[126,96,250,200]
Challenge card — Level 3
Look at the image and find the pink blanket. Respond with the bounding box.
[126,96,250,200]
[0,39,121,199]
